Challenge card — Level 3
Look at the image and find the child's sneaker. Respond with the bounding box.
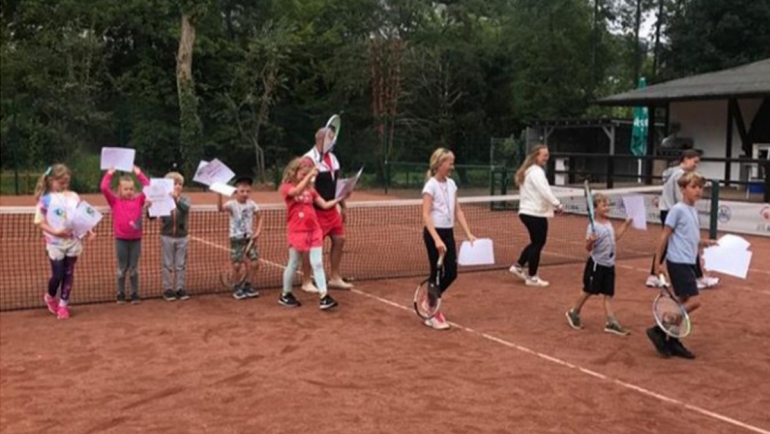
[328,278,353,290]
[163,290,177,301]
[645,275,662,288]
[232,287,248,300]
[427,311,451,330]
[565,309,583,330]
[242,284,259,298]
[509,264,527,281]
[301,282,319,293]
[130,293,141,304]
[57,305,70,320]
[44,294,58,315]
[604,322,630,336]
[319,295,338,310]
[116,292,126,304]
[525,276,549,287]
[279,292,301,308]
[176,289,190,300]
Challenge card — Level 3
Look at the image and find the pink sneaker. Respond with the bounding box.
[44,294,58,315]
[431,312,451,330]
[57,305,70,320]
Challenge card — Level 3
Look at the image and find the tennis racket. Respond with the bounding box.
[220,237,255,290]
[413,254,445,320]
[652,273,692,338]
[584,180,595,234]
[324,114,341,151]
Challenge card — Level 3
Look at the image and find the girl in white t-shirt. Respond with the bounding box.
[510,145,563,287]
[421,148,476,330]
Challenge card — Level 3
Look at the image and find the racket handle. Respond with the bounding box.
[658,273,669,288]
[437,254,445,267]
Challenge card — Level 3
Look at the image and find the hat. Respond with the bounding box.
[234,176,253,186]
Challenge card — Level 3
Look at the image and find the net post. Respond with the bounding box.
[709,179,719,240]
[384,160,390,195]
[764,161,770,203]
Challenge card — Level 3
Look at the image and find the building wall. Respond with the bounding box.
[670,99,763,183]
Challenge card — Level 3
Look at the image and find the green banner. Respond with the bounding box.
[630,77,648,157]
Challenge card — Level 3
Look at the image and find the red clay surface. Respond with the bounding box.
[1,237,769,433]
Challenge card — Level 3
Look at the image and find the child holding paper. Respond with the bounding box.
[34,164,96,319]
[101,165,149,304]
[149,172,191,301]
[277,157,342,310]
[217,176,263,300]
[566,193,634,336]
[647,172,717,359]
[421,148,476,330]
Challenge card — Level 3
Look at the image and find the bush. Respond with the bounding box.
[66,153,103,194]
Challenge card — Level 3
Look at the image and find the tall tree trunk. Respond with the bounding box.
[633,0,643,84]
[176,12,202,178]
[652,0,664,80]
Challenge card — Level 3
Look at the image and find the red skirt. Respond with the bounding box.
[288,229,323,252]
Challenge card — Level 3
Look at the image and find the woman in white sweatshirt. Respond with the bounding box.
[509,145,563,287]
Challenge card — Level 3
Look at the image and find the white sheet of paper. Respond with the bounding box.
[716,234,751,251]
[210,182,237,197]
[196,158,235,186]
[100,147,135,172]
[148,201,175,218]
[68,201,103,238]
[193,160,212,185]
[703,246,752,279]
[144,178,176,217]
[335,167,364,200]
[458,238,495,266]
[621,195,647,230]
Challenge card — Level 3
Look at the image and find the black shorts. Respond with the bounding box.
[666,261,699,299]
[582,258,615,297]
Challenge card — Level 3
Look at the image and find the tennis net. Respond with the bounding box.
[0,185,717,311]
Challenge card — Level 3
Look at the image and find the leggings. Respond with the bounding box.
[284,247,327,296]
[116,239,142,294]
[517,214,548,277]
[48,257,78,304]
[423,228,457,296]
[651,210,703,278]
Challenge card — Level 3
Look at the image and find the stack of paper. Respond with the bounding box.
[193,159,237,196]
[144,178,176,217]
[100,147,136,172]
[702,234,753,279]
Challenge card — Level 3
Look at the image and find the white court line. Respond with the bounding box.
[351,288,770,434]
[192,235,769,434]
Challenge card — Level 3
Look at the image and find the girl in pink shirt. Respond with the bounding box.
[278,157,345,310]
[101,165,149,304]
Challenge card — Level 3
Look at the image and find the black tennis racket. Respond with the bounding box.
[652,273,692,338]
[413,254,445,320]
[220,237,255,290]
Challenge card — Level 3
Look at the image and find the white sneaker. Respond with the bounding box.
[423,312,450,330]
[328,278,353,289]
[509,264,527,281]
[697,280,706,290]
[645,275,661,288]
[698,276,720,289]
[301,282,319,293]
[525,276,549,287]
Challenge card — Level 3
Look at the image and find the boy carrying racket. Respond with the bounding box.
[647,172,717,359]
[566,193,634,336]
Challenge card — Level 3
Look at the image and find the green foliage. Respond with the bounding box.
[1,0,767,195]
[66,153,103,193]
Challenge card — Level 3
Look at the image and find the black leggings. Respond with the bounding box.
[651,210,703,278]
[423,228,457,296]
[517,214,548,277]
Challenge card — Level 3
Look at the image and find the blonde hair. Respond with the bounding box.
[424,147,454,182]
[282,157,307,184]
[593,192,609,208]
[34,164,71,200]
[165,172,184,185]
[678,171,706,188]
[118,175,135,186]
[515,144,548,187]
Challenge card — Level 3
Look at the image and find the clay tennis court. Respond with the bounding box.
[1,191,769,433]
